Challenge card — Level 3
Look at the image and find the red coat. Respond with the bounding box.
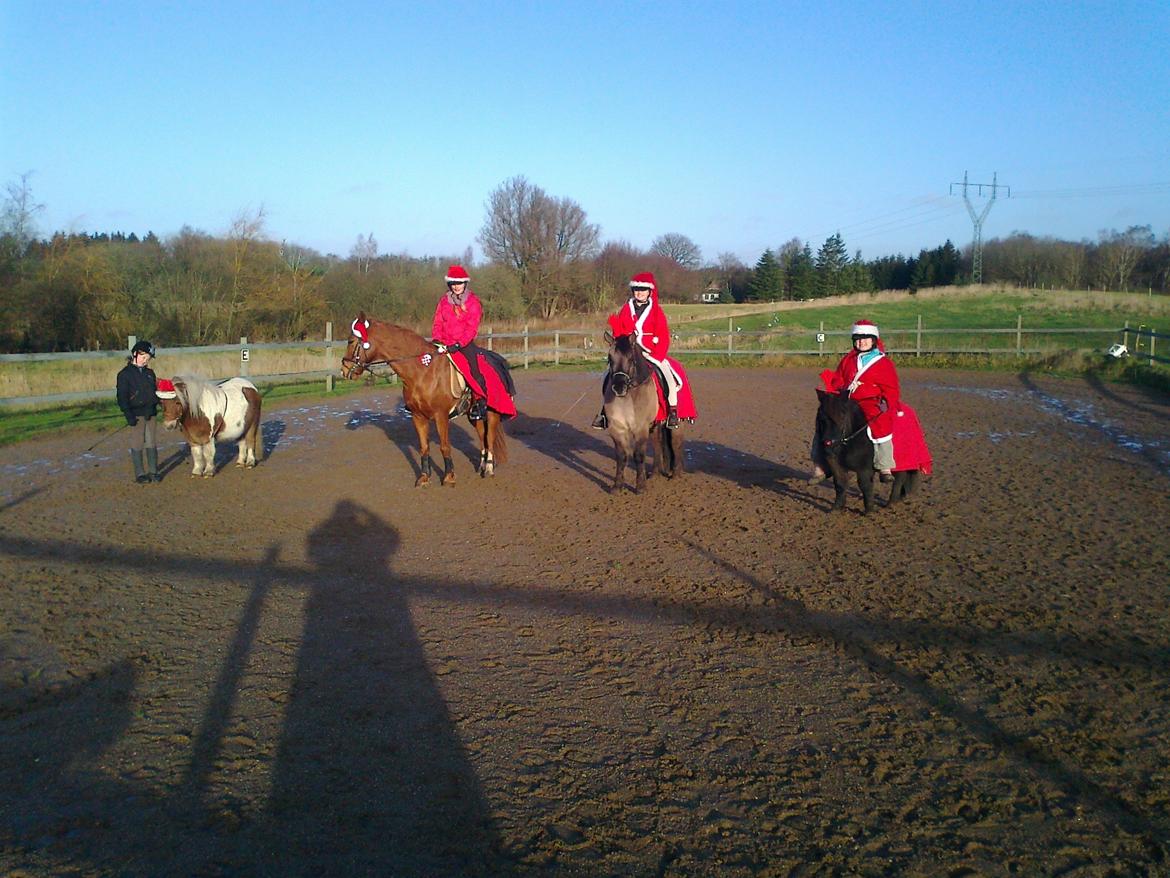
[820,349,901,441]
[609,298,670,360]
[431,290,482,347]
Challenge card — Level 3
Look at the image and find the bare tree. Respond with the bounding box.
[350,232,378,274]
[478,176,600,317]
[1,172,45,265]
[650,232,701,269]
[226,207,268,339]
[1095,225,1154,291]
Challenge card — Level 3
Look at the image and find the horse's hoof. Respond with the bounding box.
[415,476,430,487]
[442,474,456,486]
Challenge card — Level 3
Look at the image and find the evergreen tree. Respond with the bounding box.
[814,233,849,297]
[787,244,817,299]
[747,249,784,301]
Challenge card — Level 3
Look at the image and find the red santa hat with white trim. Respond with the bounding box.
[629,272,657,292]
[445,265,470,284]
[851,319,879,338]
[156,378,177,399]
[351,316,371,349]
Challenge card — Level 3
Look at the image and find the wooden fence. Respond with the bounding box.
[1,319,1166,410]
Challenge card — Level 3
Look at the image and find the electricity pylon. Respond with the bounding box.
[950,171,1010,284]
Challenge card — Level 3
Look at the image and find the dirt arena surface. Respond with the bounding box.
[2,367,1169,877]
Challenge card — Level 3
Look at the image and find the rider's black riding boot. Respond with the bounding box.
[130,449,148,484]
[591,410,607,429]
[469,398,487,422]
[145,447,160,482]
[666,406,680,429]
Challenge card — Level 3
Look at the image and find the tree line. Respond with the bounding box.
[1,172,1167,353]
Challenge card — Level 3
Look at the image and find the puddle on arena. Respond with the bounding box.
[928,383,1169,468]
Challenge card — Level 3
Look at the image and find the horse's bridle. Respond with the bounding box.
[341,339,381,378]
[342,338,439,379]
[609,342,652,398]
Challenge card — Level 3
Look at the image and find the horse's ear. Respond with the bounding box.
[815,388,829,401]
[603,330,614,346]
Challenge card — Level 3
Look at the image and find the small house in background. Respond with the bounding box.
[699,281,724,304]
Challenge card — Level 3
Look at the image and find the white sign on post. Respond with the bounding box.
[816,333,825,344]
[241,349,250,362]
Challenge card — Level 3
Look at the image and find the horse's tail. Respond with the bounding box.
[492,419,508,465]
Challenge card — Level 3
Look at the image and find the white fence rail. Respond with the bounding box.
[1,320,1165,410]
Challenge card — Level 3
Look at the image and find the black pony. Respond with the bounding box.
[814,389,920,513]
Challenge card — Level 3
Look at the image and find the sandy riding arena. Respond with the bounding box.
[2,368,1169,876]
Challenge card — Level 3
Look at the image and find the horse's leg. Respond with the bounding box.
[611,439,628,494]
[471,415,487,475]
[481,413,496,478]
[859,468,875,514]
[633,434,648,493]
[888,471,907,505]
[203,438,217,478]
[243,419,259,467]
[825,458,848,511]
[189,442,201,477]
[889,470,921,504]
[905,470,921,496]
[435,412,456,486]
[412,414,433,487]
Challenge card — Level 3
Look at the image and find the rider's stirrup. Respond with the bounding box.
[665,408,680,429]
[591,411,607,430]
[469,398,487,421]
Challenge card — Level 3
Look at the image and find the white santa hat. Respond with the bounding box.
[851,320,879,338]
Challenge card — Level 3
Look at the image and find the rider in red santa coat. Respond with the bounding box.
[431,265,490,420]
[592,272,684,429]
[813,319,900,482]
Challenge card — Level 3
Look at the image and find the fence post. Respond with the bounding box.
[1016,315,1022,356]
[554,330,560,366]
[523,324,529,369]
[128,335,137,353]
[1123,321,1129,350]
[486,326,493,352]
[324,321,334,392]
[916,315,922,358]
[818,320,825,357]
[727,318,733,357]
[240,336,249,376]
[1151,329,1157,366]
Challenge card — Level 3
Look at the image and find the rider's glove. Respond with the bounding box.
[435,344,447,354]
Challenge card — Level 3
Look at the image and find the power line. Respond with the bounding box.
[1012,181,1170,199]
[801,200,965,250]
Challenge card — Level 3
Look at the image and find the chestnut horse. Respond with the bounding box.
[341,312,508,486]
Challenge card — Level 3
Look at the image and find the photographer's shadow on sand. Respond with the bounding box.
[269,499,505,874]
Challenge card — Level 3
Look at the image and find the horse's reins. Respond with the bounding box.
[823,410,881,449]
[343,342,442,378]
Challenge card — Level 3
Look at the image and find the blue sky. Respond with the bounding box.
[2,1,1168,265]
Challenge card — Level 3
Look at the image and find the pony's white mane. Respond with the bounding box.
[175,375,223,421]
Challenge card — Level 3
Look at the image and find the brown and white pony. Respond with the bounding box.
[340,312,508,486]
[158,376,262,478]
